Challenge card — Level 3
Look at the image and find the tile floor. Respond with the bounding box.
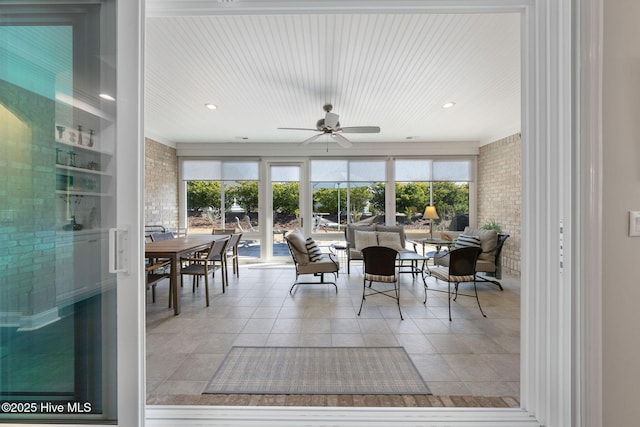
[145,260,520,405]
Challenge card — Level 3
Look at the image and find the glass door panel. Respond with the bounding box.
[270,165,301,257]
[0,2,119,422]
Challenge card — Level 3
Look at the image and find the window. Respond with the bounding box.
[310,160,386,236]
[394,159,471,234]
[183,160,259,234]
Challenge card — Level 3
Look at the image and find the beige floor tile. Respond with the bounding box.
[464,381,520,397]
[152,380,209,395]
[145,266,522,405]
[331,334,367,346]
[426,381,472,396]
[442,354,501,381]
[169,353,225,381]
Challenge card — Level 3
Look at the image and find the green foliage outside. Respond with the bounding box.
[226,181,259,212]
[272,182,299,214]
[187,181,260,212]
[432,182,469,223]
[371,181,469,222]
[187,181,221,210]
[187,180,469,223]
[396,182,430,221]
[313,186,371,214]
[370,183,386,213]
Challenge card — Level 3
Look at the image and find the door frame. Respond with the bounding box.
[262,159,308,261]
[147,0,599,426]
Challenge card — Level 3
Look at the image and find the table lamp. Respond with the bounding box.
[423,205,439,239]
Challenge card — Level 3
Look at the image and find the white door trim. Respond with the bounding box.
[143,1,600,426]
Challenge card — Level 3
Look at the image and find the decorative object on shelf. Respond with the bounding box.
[67,128,77,144]
[55,148,63,165]
[87,161,99,171]
[56,174,73,191]
[68,150,76,167]
[423,205,439,239]
[77,125,83,146]
[63,215,83,231]
[87,129,95,147]
[55,125,65,141]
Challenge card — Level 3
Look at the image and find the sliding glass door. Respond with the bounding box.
[0,1,141,424]
[268,163,302,258]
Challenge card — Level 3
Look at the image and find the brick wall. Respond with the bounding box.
[1,80,60,319]
[144,138,178,229]
[477,133,521,276]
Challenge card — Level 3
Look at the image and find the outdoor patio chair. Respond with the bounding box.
[358,246,403,320]
[433,227,509,290]
[284,229,339,294]
[426,246,485,321]
[179,235,230,305]
[150,231,175,241]
[145,258,171,305]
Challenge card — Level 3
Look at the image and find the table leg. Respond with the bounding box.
[171,254,180,315]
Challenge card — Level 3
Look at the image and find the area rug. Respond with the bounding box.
[203,346,430,395]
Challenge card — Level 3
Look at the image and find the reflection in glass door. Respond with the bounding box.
[0,2,121,422]
[270,165,301,258]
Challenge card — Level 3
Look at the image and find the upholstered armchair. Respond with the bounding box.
[284,229,339,294]
[433,227,509,290]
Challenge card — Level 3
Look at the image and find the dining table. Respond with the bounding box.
[145,234,226,315]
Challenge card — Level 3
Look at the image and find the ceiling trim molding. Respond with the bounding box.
[147,0,530,17]
[145,133,177,148]
[175,140,480,157]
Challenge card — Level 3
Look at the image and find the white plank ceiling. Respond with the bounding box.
[145,2,520,146]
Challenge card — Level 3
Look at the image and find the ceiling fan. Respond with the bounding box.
[278,104,380,148]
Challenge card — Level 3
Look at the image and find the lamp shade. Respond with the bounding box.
[423,206,439,220]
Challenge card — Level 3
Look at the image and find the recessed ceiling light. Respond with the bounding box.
[442,101,456,109]
[99,93,116,101]
[205,103,217,110]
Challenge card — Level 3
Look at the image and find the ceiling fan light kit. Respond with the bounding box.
[278,104,380,148]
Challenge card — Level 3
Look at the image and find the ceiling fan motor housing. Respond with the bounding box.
[316,118,340,131]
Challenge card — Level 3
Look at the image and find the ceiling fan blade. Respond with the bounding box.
[339,126,381,134]
[324,111,340,129]
[331,133,353,148]
[278,127,318,131]
[302,133,324,145]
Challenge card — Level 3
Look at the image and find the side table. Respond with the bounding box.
[330,242,348,270]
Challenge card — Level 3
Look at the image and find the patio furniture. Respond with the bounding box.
[426,246,485,321]
[179,235,231,306]
[150,231,175,242]
[284,229,339,294]
[145,258,171,304]
[344,224,418,273]
[433,227,509,290]
[358,246,403,320]
[211,229,243,279]
[145,234,227,314]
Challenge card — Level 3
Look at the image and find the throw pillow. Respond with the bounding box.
[376,231,404,251]
[284,229,310,262]
[305,237,324,262]
[354,230,378,251]
[454,234,482,249]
